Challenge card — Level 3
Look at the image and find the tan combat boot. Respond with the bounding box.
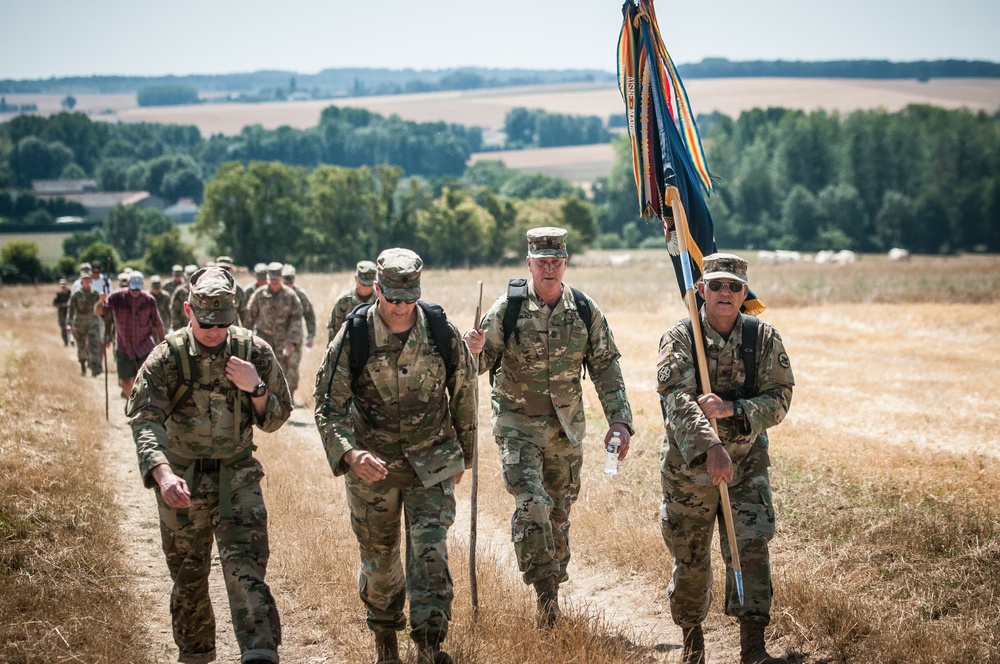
[533,576,562,628]
[373,630,400,664]
[416,643,452,664]
[681,625,705,664]
[739,618,787,664]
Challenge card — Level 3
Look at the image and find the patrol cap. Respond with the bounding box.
[253,262,267,277]
[187,267,236,326]
[91,260,102,271]
[701,252,749,284]
[376,248,422,301]
[215,255,234,271]
[80,267,92,278]
[150,274,162,286]
[79,262,92,272]
[128,272,144,290]
[59,278,68,285]
[281,264,296,281]
[527,227,569,258]
[118,272,130,286]
[266,261,283,279]
[172,264,184,275]
[184,264,198,277]
[356,260,376,286]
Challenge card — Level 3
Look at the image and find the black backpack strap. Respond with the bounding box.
[738,315,759,399]
[490,278,529,386]
[570,287,593,378]
[165,329,195,417]
[347,302,373,386]
[417,301,457,386]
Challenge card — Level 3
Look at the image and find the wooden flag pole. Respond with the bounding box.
[470,280,483,617]
[667,187,744,604]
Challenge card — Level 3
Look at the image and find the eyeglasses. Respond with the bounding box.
[383,296,417,305]
[197,321,230,329]
[706,280,744,293]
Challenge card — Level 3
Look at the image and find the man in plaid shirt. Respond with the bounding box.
[96,271,165,398]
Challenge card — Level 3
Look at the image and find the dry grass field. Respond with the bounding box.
[2,252,999,663]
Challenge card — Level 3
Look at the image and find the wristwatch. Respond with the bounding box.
[732,400,744,419]
[250,381,268,398]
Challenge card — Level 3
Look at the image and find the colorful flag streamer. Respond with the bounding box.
[618,0,764,315]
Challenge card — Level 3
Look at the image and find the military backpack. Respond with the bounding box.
[164,326,256,418]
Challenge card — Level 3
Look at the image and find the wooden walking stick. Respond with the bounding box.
[103,255,111,421]
[470,280,483,617]
[667,187,745,605]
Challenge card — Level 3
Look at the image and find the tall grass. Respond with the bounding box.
[0,321,150,663]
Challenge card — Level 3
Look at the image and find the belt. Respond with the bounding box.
[165,448,255,521]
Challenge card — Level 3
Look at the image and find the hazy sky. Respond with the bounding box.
[4,0,999,80]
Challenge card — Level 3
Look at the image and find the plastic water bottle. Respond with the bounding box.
[604,432,621,475]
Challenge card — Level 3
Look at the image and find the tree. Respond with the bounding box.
[873,191,915,251]
[63,230,104,259]
[504,108,537,148]
[414,187,496,267]
[104,204,174,259]
[0,240,45,283]
[61,95,77,111]
[780,185,819,248]
[79,242,120,276]
[817,183,871,251]
[143,228,197,273]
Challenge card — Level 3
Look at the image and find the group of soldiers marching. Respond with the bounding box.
[57,229,794,664]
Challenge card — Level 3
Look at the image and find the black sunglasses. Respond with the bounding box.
[383,295,417,305]
[197,321,231,329]
[706,280,744,293]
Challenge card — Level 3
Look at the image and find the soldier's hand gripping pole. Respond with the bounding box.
[667,187,744,605]
[470,280,483,617]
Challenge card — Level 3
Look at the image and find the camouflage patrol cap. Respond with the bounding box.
[172,264,184,275]
[184,264,198,277]
[376,248,422,301]
[253,262,267,277]
[79,262,92,272]
[80,267,92,278]
[701,252,748,284]
[187,267,236,326]
[527,227,569,258]
[59,278,68,285]
[355,260,376,286]
[215,255,235,271]
[266,261,283,279]
[150,274,162,285]
[118,272,130,286]
[281,264,296,281]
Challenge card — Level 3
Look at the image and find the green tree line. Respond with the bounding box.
[596,104,1000,254]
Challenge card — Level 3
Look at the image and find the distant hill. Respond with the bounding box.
[2,59,998,96]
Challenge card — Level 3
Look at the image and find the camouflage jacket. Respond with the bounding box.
[66,287,101,326]
[168,283,191,331]
[162,279,182,297]
[244,285,304,349]
[327,288,375,344]
[127,326,292,489]
[477,281,633,444]
[233,284,248,327]
[151,290,171,329]
[314,304,478,488]
[291,285,317,341]
[657,310,794,485]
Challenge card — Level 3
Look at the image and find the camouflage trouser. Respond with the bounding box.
[659,468,776,627]
[57,310,68,345]
[73,319,103,371]
[156,476,281,663]
[345,472,456,645]
[285,344,301,392]
[498,419,582,586]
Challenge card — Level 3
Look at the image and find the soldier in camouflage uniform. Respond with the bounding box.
[244,262,304,404]
[163,264,185,299]
[65,268,103,376]
[245,263,267,300]
[216,256,248,325]
[464,227,634,627]
[281,264,316,406]
[327,260,376,345]
[314,248,476,664]
[656,253,794,664]
[169,264,199,332]
[150,275,172,326]
[127,266,292,664]
[53,278,71,345]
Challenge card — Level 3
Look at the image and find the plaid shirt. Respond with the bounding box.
[105,290,163,360]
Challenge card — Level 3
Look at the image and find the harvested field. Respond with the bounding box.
[1,252,998,663]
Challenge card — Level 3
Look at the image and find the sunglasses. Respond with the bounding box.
[197,321,231,329]
[706,280,744,293]
[383,296,417,305]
